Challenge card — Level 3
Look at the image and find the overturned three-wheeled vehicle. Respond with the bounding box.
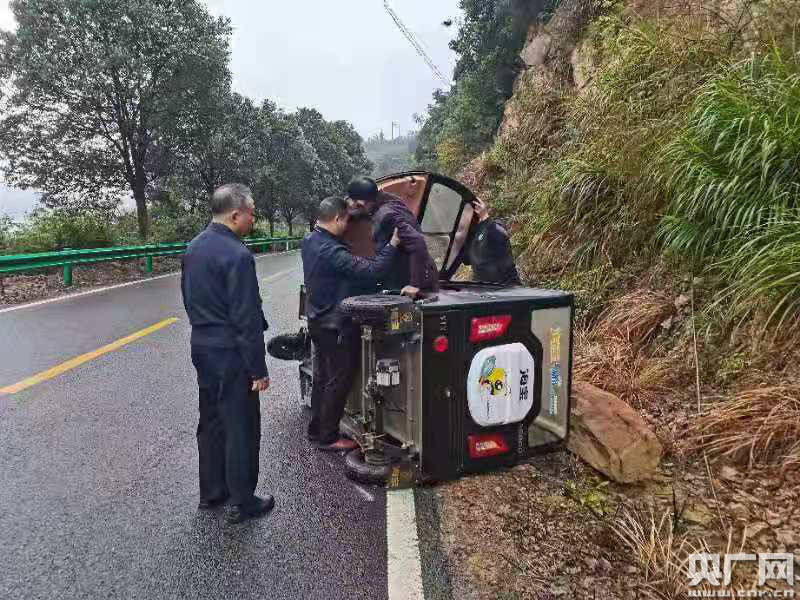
[269,172,574,486]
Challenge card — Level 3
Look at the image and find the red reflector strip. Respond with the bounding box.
[467,434,510,459]
[469,315,512,343]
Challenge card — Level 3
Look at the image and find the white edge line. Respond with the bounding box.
[0,250,299,315]
[387,488,425,600]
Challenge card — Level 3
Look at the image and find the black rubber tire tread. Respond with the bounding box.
[340,294,412,322]
[344,449,393,485]
[267,330,309,361]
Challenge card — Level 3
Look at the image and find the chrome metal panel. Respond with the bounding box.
[382,335,422,454]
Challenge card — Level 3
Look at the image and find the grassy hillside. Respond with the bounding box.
[429,0,800,596]
[482,0,800,420]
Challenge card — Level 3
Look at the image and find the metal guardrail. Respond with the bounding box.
[0,236,303,285]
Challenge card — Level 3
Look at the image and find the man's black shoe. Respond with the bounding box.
[225,495,275,524]
[198,494,229,510]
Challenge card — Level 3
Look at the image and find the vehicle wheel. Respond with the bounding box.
[340,294,412,324]
[344,449,395,485]
[267,328,310,361]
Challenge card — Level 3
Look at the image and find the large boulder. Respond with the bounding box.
[568,382,663,483]
[521,32,551,67]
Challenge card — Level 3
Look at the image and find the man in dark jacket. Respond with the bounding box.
[346,176,439,297]
[301,196,400,451]
[443,197,521,285]
[463,198,521,285]
[181,183,273,524]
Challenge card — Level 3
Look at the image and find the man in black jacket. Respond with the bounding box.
[181,183,273,524]
[465,198,521,285]
[346,176,439,297]
[301,196,400,451]
[443,197,521,285]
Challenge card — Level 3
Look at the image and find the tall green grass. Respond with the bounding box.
[657,50,800,325]
[510,13,723,270]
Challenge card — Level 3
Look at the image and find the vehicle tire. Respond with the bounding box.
[344,449,394,485]
[339,294,412,323]
[267,328,310,361]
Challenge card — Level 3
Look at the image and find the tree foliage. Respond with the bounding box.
[172,89,263,201]
[414,0,536,174]
[0,0,372,243]
[0,0,232,239]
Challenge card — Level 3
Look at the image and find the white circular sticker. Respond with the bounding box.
[467,342,536,427]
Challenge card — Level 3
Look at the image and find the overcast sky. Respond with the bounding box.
[0,0,462,221]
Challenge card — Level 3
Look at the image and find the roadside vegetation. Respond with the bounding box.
[0,207,297,255]
[0,0,372,252]
[413,0,800,596]
[414,0,540,174]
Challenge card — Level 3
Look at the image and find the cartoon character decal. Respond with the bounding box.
[478,356,510,422]
[467,343,536,427]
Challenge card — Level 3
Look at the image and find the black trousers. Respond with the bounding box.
[191,346,261,507]
[307,321,360,444]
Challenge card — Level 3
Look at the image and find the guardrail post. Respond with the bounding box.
[62,247,73,286]
[285,240,290,252]
[146,255,153,274]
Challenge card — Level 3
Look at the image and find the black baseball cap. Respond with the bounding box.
[346,176,379,201]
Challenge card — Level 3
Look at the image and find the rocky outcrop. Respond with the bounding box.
[568,381,664,483]
[497,0,599,142]
[519,0,597,85]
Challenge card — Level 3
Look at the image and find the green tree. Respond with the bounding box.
[253,108,322,237]
[172,89,262,200]
[415,0,535,172]
[0,0,231,240]
[251,101,285,237]
[293,108,372,197]
[0,214,16,253]
[328,119,373,182]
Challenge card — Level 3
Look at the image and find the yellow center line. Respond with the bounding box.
[0,317,178,396]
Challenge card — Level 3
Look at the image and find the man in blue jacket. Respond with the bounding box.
[181,183,273,524]
[301,196,400,451]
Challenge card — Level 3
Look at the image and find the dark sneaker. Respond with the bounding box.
[317,437,358,452]
[225,495,275,524]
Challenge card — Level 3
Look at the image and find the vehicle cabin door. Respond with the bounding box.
[415,174,478,281]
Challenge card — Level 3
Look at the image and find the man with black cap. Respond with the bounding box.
[346,175,438,297]
[301,196,401,451]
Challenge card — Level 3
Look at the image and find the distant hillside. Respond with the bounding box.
[363,132,419,178]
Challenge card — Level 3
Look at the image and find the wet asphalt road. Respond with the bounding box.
[0,252,400,600]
